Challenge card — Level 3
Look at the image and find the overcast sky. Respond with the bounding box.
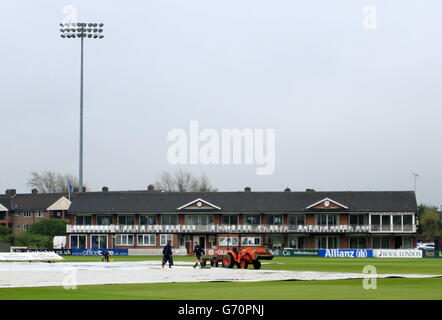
[0,1,441,207]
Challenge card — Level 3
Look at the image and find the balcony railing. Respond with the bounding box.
[66,224,376,234]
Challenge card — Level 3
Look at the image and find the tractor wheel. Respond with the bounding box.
[222,254,234,268]
[201,261,207,267]
[253,260,261,270]
[215,262,219,268]
[210,261,215,267]
[240,259,249,269]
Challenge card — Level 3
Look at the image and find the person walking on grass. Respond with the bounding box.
[192,241,205,269]
[162,240,173,268]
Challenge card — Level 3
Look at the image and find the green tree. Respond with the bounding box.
[27,219,68,237]
[0,225,12,244]
[420,207,442,241]
[13,233,52,249]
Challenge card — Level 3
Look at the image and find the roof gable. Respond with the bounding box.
[47,197,71,211]
[0,203,8,212]
[177,198,221,211]
[306,197,349,210]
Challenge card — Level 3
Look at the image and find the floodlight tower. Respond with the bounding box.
[60,22,104,192]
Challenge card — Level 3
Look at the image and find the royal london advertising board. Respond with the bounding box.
[373,249,422,258]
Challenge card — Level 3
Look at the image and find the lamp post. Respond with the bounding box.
[60,22,104,192]
[412,173,419,193]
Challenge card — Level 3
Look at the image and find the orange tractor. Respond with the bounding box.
[200,247,273,269]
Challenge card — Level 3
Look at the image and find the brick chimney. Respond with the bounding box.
[148,184,155,191]
[306,188,315,192]
[5,189,16,196]
[102,186,109,192]
[284,187,291,192]
[244,187,251,192]
[31,188,38,194]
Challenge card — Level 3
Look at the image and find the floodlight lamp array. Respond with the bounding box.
[60,23,104,39]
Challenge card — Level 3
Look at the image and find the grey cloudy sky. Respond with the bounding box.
[0,1,441,207]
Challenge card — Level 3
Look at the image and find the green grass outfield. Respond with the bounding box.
[0,256,441,300]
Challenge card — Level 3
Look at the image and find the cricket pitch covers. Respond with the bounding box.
[0,261,440,288]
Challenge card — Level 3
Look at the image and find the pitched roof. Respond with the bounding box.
[68,191,417,214]
[0,195,11,211]
[6,193,66,211]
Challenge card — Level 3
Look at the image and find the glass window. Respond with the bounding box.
[118,215,135,225]
[371,215,380,231]
[137,234,156,246]
[350,237,367,249]
[244,215,261,226]
[92,235,107,249]
[350,215,367,226]
[219,236,238,246]
[140,215,157,225]
[372,236,390,249]
[317,215,338,226]
[265,215,282,225]
[184,215,214,225]
[97,216,113,225]
[75,216,92,225]
[116,234,134,246]
[316,236,339,249]
[288,215,305,226]
[160,234,173,246]
[403,215,413,231]
[221,215,238,225]
[241,237,261,246]
[70,235,87,249]
[264,235,283,248]
[393,215,402,231]
[288,236,306,249]
[161,215,178,225]
[402,237,412,249]
[382,215,391,231]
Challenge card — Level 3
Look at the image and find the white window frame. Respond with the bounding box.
[15,224,20,230]
[137,234,156,246]
[70,235,87,249]
[91,234,108,249]
[23,224,30,231]
[115,234,134,246]
[24,211,32,218]
[117,215,135,226]
[160,234,174,246]
[35,211,44,218]
[219,236,238,246]
[241,237,261,246]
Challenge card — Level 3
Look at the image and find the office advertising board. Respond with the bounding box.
[374,249,422,258]
[72,248,128,256]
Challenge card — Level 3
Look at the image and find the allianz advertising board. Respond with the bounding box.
[319,249,373,258]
